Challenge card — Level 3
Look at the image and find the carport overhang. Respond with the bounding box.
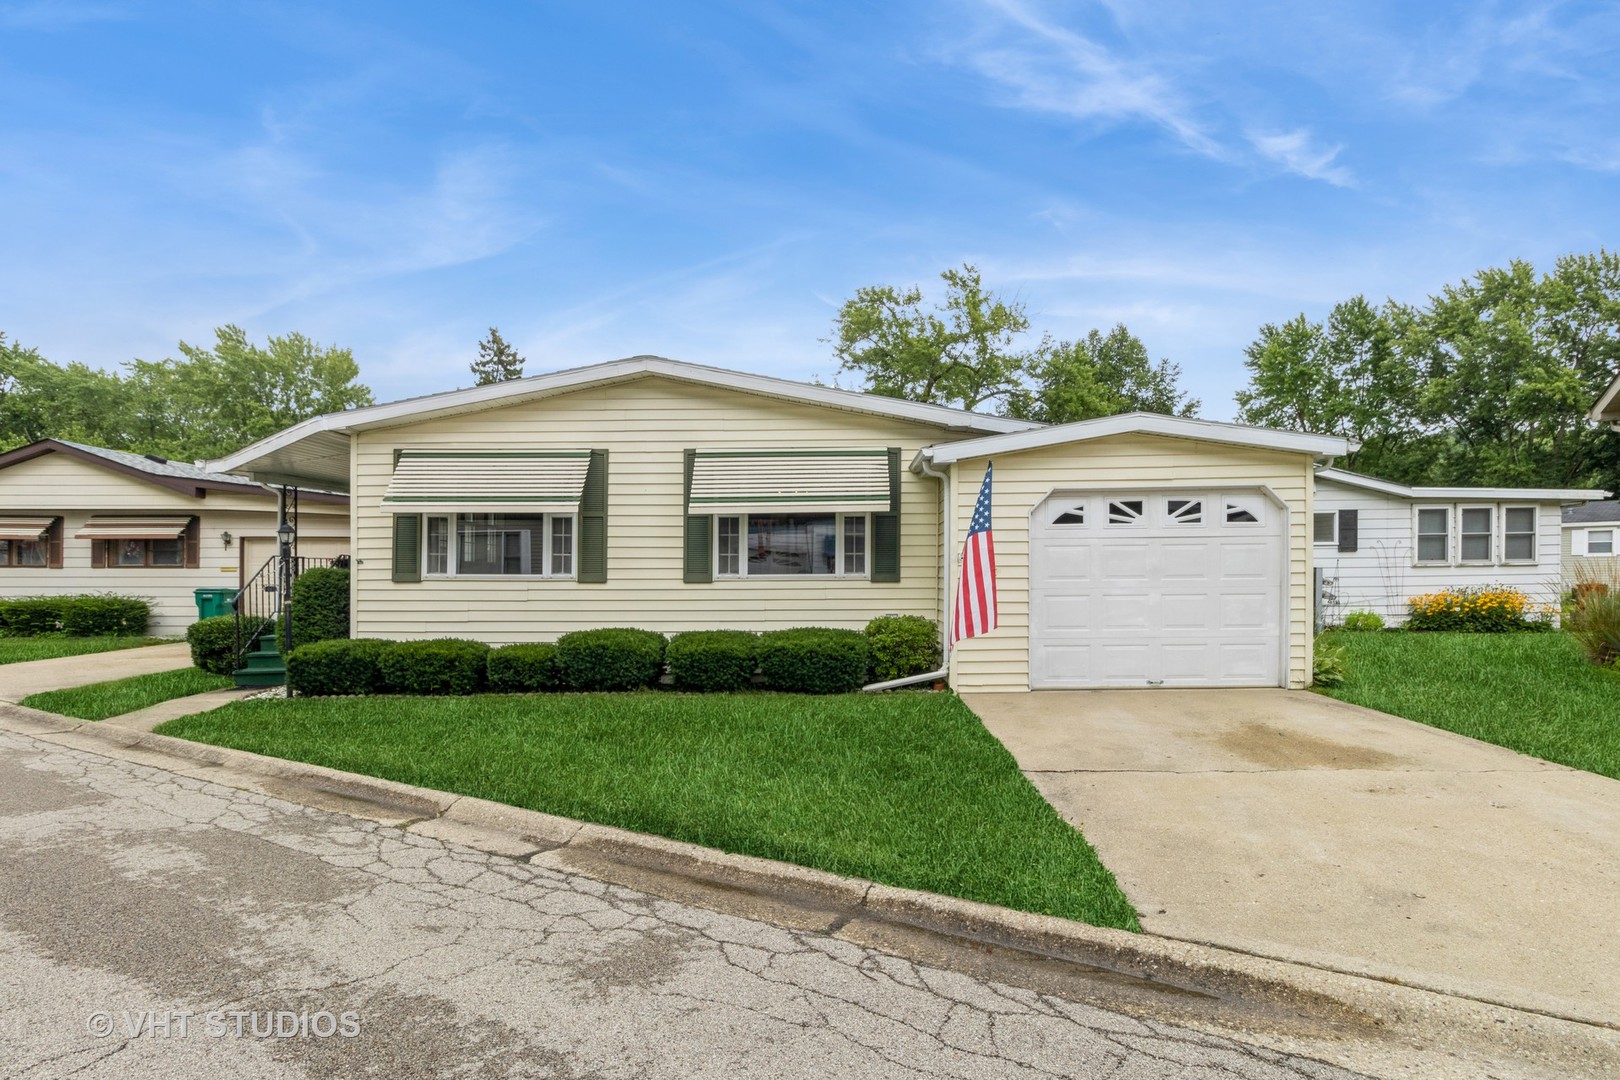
[913,412,1355,471]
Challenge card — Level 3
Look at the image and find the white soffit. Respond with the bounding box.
[689,450,892,515]
[381,451,591,514]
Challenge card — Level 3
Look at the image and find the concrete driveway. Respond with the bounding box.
[0,643,192,702]
[963,689,1620,1029]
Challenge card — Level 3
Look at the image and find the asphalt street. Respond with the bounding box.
[0,727,1365,1079]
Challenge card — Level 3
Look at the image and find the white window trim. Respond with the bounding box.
[1413,504,1452,566]
[1586,527,1616,556]
[714,512,871,580]
[1312,510,1338,546]
[1500,505,1538,565]
[422,512,577,579]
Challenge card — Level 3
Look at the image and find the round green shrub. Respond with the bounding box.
[758,627,871,694]
[187,615,240,675]
[486,643,561,693]
[666,630,759,692]
[289,566,350,648]
[287,638,392,696]
[864,615,941,682]
[554,628,667,691]
[377,638,491,695]
[1340,610,1384,633]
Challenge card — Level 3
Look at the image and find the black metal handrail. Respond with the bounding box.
[232,555,348,664]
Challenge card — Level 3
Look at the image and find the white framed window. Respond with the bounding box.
[714,513,869,578]
[1312,511,1338,545]
[423,512,576,578]
[1502,506,1537,563]
[1415,506,1450,564]
[1588,529,1615,556]
[1458,506,1494,563]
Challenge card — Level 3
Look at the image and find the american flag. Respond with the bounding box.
[952,461,998,644]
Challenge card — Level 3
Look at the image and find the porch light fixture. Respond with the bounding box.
[220,530,233,549]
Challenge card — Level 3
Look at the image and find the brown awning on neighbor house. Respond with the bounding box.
[0,517,55,541]
[75,516,191,540]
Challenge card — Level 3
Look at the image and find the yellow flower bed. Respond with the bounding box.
[1405,586,1550,632]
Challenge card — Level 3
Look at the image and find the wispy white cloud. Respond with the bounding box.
[957,0,1226,160]
[1247,128,1353,187]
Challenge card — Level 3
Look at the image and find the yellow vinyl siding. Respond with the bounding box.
[352,376,950,641]
[945,434,1315,692]
[0,452,348,635]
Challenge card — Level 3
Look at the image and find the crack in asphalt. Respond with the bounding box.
[0,728,1367,1080]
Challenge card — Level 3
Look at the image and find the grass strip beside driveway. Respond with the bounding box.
[0,637,170,665]
[158,692,1141,930]
[1321,631,1620,780]
[22,668,233,721]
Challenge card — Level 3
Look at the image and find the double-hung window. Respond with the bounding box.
[713,513,869,578]
[1458,506,1494,563]
[423,512,575,578]
[1502,507,1537,562]
[1588,529,1615,556]
[1415,507,1450,564]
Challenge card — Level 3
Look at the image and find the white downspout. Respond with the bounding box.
[863,449,952,692]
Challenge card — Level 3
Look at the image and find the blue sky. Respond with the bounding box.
[2,1,1617,419]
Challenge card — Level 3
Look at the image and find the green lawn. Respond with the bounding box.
[0,636,170,665]
[22,668,233,722]
[158,692,1140,930]
[1321,631,1620,780]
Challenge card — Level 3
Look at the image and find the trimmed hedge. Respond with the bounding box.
[290,567,349,649]
[0,595,149,637]
[486,643,561,693]
[666,630,759,692]
[759,627,870,694]
[865,615,940,683]
[187,615,239,676]
[287,638,392,696]
[377,639,490,696]
[555,628,667,691]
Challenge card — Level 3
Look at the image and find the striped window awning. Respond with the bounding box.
[688,450,893,515]
[382,451,592,514]
[76,517,190,540]
[0,517,54,541]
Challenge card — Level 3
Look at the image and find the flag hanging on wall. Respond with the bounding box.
[952,461,998,644]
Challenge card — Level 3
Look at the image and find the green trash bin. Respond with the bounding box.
[194,587,235,620]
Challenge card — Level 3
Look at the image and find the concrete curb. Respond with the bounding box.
[1,702,1615,1080]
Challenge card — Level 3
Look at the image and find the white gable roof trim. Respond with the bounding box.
[1592,371,1620,424]
[1318,468,1609,502]
[209,356,1039,483]
[916,413,1354,468]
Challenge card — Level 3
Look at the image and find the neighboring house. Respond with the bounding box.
[210,355,1353,692]
[1312,468,1607,626]
[0,440,350,635]
[1593,371,1620,429]
[1562,499,1620,590]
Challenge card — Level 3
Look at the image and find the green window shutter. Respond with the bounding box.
[578,449,608,583]
[870,447,901,582]
[391,514,422,583]
[684,515,713,583]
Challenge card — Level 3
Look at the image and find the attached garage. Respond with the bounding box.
[916,414,1352,693]
[1027,489,1285,688]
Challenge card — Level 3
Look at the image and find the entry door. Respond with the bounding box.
[1028,491,1285,688]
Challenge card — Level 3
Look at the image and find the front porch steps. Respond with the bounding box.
[233,630,286,689]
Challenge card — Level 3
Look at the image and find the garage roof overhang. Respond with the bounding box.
[207,355,1040,492]
[1318,467,1610,503]
[915,413,1354,470]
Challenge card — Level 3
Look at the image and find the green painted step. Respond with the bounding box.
[233,628,287,688]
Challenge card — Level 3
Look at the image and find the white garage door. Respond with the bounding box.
[1028,490,1285,689]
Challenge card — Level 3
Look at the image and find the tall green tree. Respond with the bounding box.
[471,327,525,385]
[1008,324,1199,423]
[0,326,373,461]
[830,264,1030,411]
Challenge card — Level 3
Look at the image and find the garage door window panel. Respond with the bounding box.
[1051,502,1087,525]
[1167,499,1202,524]
[1224,498,1263,525]
[1108,500,1145,525]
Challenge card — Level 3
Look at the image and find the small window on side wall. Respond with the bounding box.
[1459,507,1493,562]
[1312,511,1337,544]
[1416,507,1449,563]
[1503,507,1536,562]
[1588,529,1615,556]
